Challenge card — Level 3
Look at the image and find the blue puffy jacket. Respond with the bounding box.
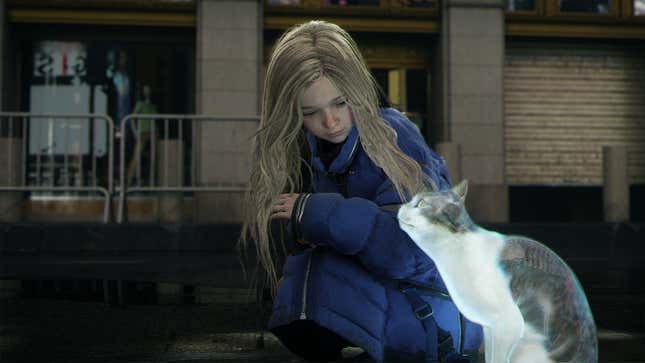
[269,108,483,362]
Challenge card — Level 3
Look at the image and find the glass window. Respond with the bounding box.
[372,68,428,137]
[266,0,301,5]
[30,41,97,157]
[26,39,194,188]
[405,69,428,136]
[636,0,645,15]
[325,0,380,6]
[559,0,611,14]
[507,0,536,11]
[404,0,436,8]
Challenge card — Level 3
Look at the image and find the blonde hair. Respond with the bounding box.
[240,20,428,291]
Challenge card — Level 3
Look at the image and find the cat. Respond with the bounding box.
[397,180,598,363]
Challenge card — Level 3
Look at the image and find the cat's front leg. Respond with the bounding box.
[489,305,524,363]
[484,326,493,363]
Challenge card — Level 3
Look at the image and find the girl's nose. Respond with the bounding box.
[322,108,339,129]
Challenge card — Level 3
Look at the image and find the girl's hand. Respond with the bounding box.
[271,193,299,220]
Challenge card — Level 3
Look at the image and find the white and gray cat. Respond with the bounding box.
[398,180,597,363]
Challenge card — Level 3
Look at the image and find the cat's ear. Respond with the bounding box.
[453,180,468,203]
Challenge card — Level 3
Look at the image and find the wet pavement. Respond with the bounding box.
[0,297,325,363]
[1,297,644,363]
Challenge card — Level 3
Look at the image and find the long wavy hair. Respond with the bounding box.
[240,20,428,291]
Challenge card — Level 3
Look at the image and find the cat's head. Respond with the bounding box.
[398,180,475,242]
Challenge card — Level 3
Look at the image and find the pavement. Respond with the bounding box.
[0,297,644,363]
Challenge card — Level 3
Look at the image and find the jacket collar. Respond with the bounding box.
[306,126,359,174]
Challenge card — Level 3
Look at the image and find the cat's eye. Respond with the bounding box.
[416,199,428,208]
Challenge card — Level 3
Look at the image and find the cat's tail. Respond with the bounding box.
[512,323,596,363]
[551,317,598,363]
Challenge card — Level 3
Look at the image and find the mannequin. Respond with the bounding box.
[126,84,158,186]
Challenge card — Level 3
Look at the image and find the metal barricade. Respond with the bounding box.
[117,114,259,223]
[0,112,115,223]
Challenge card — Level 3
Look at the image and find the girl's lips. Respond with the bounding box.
[329,129,344,138]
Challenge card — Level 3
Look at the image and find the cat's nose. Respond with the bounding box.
[397,207,405,219]
[397,210,409,223]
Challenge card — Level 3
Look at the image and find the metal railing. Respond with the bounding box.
[117,114,259,223]
[0,113,115,223]
[0,112,260,224]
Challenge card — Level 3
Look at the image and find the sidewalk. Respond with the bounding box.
[0,297,643,363]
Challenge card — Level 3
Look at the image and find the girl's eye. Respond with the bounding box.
[303,110,317,117]
[334,100,347,107]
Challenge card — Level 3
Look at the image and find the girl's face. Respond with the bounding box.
[300,76,354,144]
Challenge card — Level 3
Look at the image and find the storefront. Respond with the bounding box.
[0,1,195,221]
[11,23,194,184]
[505,40,645,187]
[1,0,643,223]
[505,0,645,221]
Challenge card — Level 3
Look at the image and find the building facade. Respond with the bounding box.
[0,0,643,223]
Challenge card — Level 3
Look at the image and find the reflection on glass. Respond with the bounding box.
[404,0,435,8]
[325,0,380,6]
[30,41,93,156]
[508,0,535,11]
[636,0,645,15]
[559,0,611,13]
[27,39,194,189]
[266,0,300,5]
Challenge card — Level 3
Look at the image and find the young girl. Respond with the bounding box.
[241,20,482,362]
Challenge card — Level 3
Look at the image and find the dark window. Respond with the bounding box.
[508,0,536,11]
[325,0,380,6]
[19,25,195,189]
[404,0,436,8]
[29,41,193,127]
[266,0,301,5]
[370,68,428,140]
[371,69,390,106]
[406,69,428,137]
[559,0,611,13]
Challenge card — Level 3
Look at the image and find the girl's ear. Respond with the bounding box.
[453,180,468,203]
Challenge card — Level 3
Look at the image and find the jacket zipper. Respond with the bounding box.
[457,311,464,353]
[299,251,314,320]
[296,193,311,225]
[347,137,359,162]
[297,136,356,320]
[329,138,359,197]
[414,284,451,300]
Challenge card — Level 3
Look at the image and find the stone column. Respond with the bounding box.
[0,0,4,108]
[0,137,23,222]
[194,0,262,223]
[436,142,461,185]
[436,0,507,222]
[0,2,21,222]
[603,145,629,222]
